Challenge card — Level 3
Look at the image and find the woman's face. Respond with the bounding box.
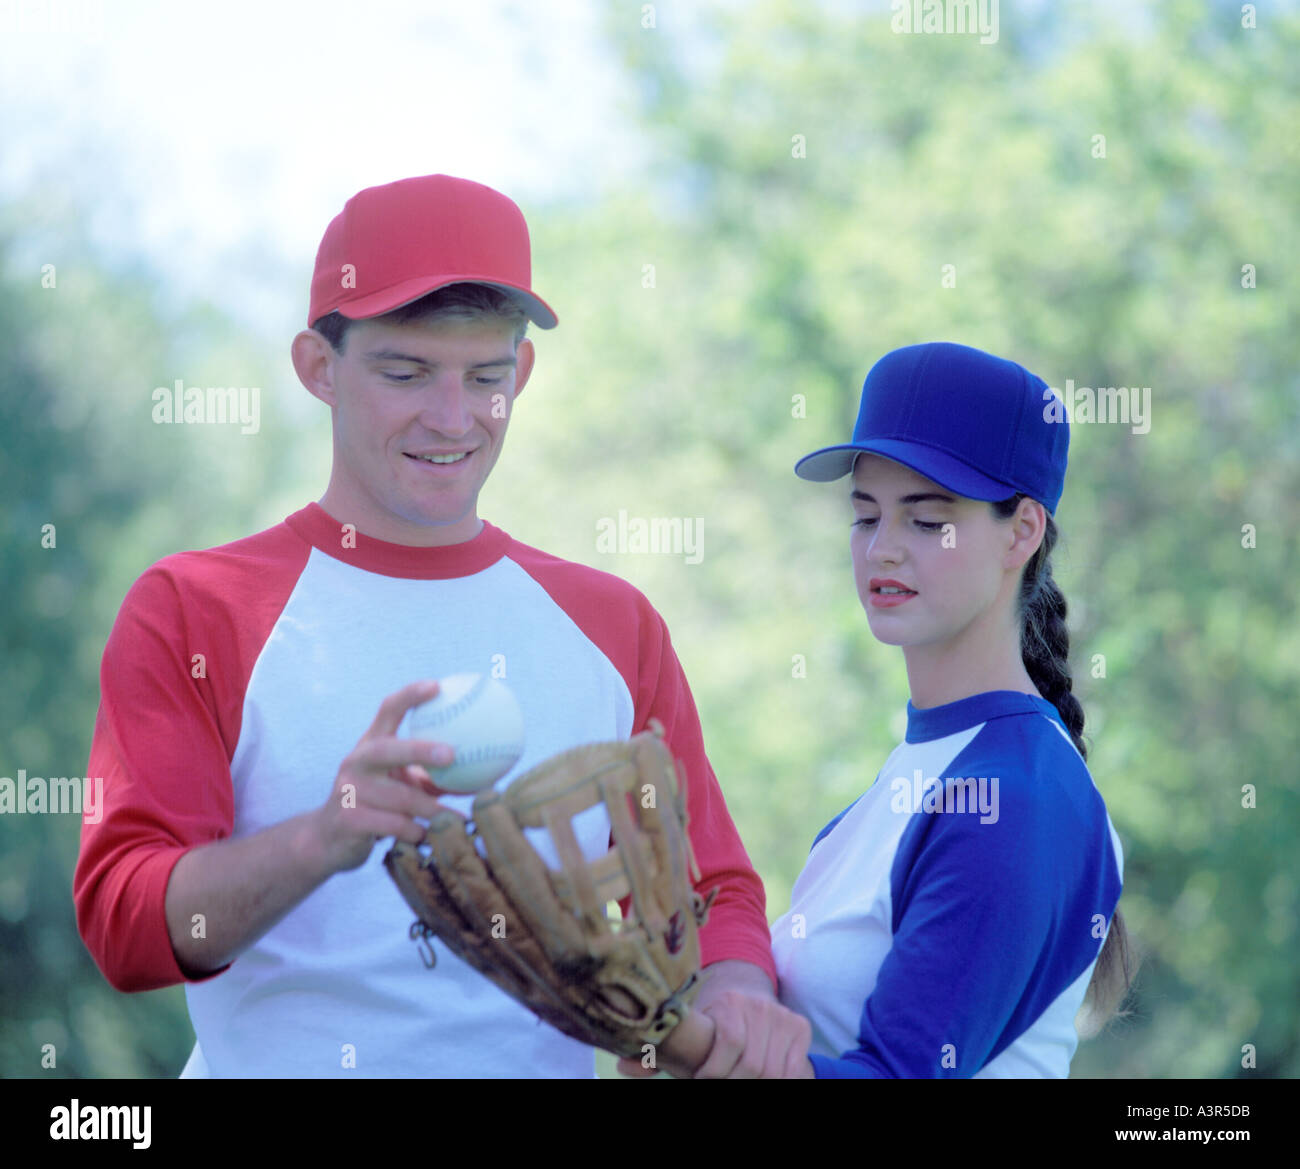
[848,454,1031,653]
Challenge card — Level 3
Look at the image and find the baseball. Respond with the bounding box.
[400,674,525,793]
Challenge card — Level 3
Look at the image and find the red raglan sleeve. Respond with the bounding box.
[629,598,777,988]
[74,562,236,992]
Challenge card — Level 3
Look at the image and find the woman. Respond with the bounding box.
[765,341,1132,1077]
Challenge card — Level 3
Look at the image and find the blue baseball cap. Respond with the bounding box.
[794,342,1068,513]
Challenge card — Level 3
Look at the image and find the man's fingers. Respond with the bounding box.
[364,679,440,739]
[765,1030,802,1079]
[692,1004,748,1079]
[751,1010,808,1079]
[339,772,444,822]
[781,1016,814,1079]
[731,1018,771,1079]
[344,808,430,847]
[398,763,453,798]
[351,733,454,774]
[785,1046,814,1079]
[690,991,810,1079]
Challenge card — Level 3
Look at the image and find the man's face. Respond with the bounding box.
[300,313,534,545]
[849,453,1019,652]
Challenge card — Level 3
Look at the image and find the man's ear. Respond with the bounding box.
[512,338,536,401]
[292,329,338,406]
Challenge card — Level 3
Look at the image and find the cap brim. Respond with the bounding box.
[794,445,859,482]
[795,439,1019,502]
[336,275,558,329]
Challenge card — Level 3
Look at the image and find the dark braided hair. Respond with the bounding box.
[992,494,1135,1035]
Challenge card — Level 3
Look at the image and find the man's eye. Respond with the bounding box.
[915,521,945,532]
[473,375,505,386]
[852,517,877,528]
[383,372,415,383]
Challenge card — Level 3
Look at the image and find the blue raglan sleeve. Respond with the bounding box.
[809,735,1119,1078]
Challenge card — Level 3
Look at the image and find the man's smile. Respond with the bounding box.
[404,449,473,470]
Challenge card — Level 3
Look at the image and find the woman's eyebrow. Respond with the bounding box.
[850,490,957,504]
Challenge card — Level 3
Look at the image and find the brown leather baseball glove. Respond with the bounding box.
[383,725,718,1067]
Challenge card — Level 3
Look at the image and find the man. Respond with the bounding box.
[74,174,809,1078]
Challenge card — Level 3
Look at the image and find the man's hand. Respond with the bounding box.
[165,679,456,976]
[690,960,814,1078]
[616,959,814,1079]
[690,987,814,1078]
[308,679,457,875]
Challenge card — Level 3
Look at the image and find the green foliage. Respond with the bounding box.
[0,197,312,1075]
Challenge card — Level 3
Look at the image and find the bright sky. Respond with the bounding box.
[0,0,641,339]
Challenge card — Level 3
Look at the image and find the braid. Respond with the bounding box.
[1018,530,1087,759]
[991,495,1136,1033]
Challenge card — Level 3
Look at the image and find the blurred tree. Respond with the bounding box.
[0,192,309,1075]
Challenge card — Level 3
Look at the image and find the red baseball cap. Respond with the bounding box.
[307,174,557,330]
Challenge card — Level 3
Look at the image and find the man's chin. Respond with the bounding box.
[381,489,481,535]
[404,504,478,531]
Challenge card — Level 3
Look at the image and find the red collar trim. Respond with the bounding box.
[285,503,511,579]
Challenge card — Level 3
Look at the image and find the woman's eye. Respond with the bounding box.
[852,517,945,531]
